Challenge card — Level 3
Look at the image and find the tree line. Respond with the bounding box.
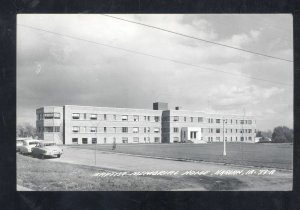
[17,123,36,138]
[257,126,293,143]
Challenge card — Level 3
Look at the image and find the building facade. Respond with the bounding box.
[36,102,256,145]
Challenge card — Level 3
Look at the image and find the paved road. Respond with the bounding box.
[47,147,292,190]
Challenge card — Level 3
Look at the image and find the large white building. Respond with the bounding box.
[36,102,256,144]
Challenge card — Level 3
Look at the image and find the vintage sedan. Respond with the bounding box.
[31,141,63,159]
[19,139,42,154]
[16,140,24,152]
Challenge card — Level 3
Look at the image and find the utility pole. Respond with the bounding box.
[223,118,226,156]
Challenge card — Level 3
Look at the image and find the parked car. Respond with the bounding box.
[19,139,42,154]
[31,141,63,159]
[16,140,24,152]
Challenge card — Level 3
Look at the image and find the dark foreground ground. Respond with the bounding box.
[17,149,292,191]
[69,143,293,170]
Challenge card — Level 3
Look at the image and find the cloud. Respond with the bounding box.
[16,14,293,131]
[209,85,285,109]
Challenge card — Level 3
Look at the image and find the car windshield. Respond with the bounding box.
[29,142,39,145]
[44,143,56,147]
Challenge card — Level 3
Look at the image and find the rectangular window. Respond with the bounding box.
[144,116,147,121]
[211,118,214,123]
[147,116,151,121]
[249,137,252,140]
[216,137,220,141]
[104,137,107,144]
[154,137,160,143]
[241,137,244,141]
[248,120,252,124]
[184,117,187,122]
[133,137,139,143]
[72,126,79,133]
[154,116,160,122]
[231,119,233,124]
[82,138,88,144]
[44,126,53,132]
[122,127,128,133]
[90,114,97,120]
[216,119,221,123]
[174,116,179,121]
[44,113,54,119]
[216,128,221,133]
[90,127,97,133]
[198,117,203,122]
[144,127,147,133]
[133,127,139,133]
[54,126,60,132]
[133,115,139,122]
[154,128,160,133]
[240,120,244,124]
[84,113,87,119]
[54,113,60,119]
[72,113,80,119]
[72,138,78,144]
[147,127,150,133]
[104,114,107,120]
[174,127,179,133]
[122,115,128,121]
[92,138,97,144]
[191,117,193,122]
[122,137,128,143]
[104,127,107,133]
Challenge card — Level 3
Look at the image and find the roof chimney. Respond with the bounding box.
[153,102,168,110]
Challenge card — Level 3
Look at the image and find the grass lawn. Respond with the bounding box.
[17,153,251,191]
[69,143,293,170]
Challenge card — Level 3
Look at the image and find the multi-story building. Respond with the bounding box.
[36,102,256,144]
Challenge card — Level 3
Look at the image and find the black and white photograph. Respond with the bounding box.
[16,14,293,191]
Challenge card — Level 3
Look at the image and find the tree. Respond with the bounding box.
[17,123,36,138]
[272,126,293,143]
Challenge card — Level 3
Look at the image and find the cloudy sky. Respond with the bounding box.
[17,14,293,131]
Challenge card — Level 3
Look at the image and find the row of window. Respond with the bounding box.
[37,126,60,133]
[207,136,253,142]
[72,126,161,133]
[72,113,160,122]
[71,137,160,144]
[168,116,253,124]
[37,113,60,120]
[164,128,254,133]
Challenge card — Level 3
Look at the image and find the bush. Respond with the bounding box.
[272,126,293,143]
